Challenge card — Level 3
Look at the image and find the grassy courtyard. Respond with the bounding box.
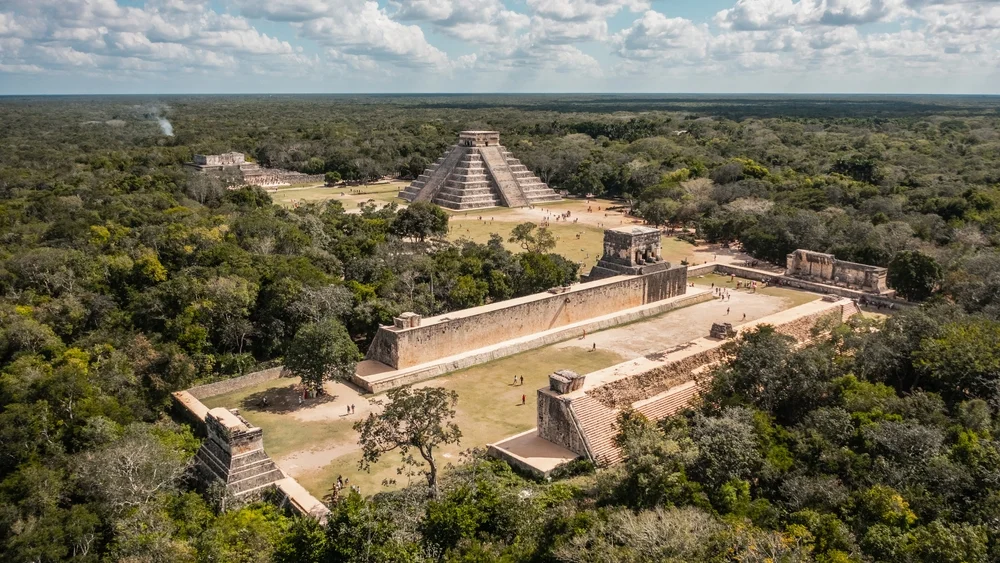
[271,181,407,209]
[203,345,623,497]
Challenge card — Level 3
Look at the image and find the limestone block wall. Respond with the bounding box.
[187,367,286,400]
[586,302,852,410]
[537,390,588,457]
[366,266,688,369]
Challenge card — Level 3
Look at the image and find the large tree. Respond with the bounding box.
[354,386,461,498]
[888,250,942,302]
[284,318,361,391]
[392,201,449,242]
[508,222,556,253]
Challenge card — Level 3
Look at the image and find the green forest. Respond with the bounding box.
[2,94,1000,562]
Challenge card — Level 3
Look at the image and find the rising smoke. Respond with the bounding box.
[142,105,175,136]
[157,117,174,136]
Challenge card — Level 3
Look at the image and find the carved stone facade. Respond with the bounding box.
[186,153,324,187]
[785,249,891,294]
[588,226,670,280]
[399,131,561,209]
[195,408,284,499]
[193,152,247,167]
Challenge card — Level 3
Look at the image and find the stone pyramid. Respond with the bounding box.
[399,131,561,210]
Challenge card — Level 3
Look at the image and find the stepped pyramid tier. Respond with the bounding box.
[400,131,561,210]
[196,407,285,500]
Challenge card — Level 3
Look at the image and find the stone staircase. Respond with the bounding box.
[502,150,561,205]
[400,145,466,203]
[430,152,501,209]
[479,146,529,207]
[569,395,622,466]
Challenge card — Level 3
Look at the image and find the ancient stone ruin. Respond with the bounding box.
[588,226,670,280]
[710,322,735,339]
[186,152,324,187]
[399,131,561,209]
[785,249,891,294]
[195,407,284,499]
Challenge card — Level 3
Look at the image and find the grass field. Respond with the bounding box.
[204,345,624,497]
[447,219,698,269]
[271,181,407,209]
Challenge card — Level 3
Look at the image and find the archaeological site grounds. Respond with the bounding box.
[7,94,1000,562]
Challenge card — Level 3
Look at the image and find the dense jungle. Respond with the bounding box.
[2,94,1000,562]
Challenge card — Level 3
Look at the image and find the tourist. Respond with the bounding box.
[513,375,518,386]
[520,375,524,386]
[743,313,747,320]
[351,404,355,414]
[726,307,730,315]
[346,405,350,415]
[592,343,596,351]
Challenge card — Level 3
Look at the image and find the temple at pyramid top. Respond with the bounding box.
[399,131,561,210]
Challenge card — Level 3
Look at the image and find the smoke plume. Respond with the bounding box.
[157,117,174,136]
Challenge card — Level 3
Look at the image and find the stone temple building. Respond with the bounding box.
[587,225,671,280]
[195,407,284,499]
[785,249,892,294]
[399,131,561,209]
[185,152,324,188]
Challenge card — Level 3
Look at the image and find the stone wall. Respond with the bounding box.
[187,367,286,400]
[688,263,905,306]
[786,249,889,294]
[536,391,588,457]
[355,289,713,393]
[586,302,852,410]
[366,266,688,370]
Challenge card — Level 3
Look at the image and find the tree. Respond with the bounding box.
[641,198,680,228]
[354,386,461,498]
[392,201,449,242]
[888,250,942,301]
[324,171,341,185]
[914,318,1000,407]
[508,222,556,253]
[284,318,361,391]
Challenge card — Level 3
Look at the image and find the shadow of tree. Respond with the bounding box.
[240,383,338,414]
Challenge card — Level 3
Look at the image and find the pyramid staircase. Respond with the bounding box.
[400,131,560,210]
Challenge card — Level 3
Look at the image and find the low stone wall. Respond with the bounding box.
[187,367,287,400]
[586,301,853,410]
[355,290,713,393]
[367,266,688,370]
[688,263,907,308]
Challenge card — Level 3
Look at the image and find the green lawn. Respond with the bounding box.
[209,345,623,498]
[447,220,607,266]
[272,182,407,209]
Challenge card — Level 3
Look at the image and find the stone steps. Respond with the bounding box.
[569,395,622,466]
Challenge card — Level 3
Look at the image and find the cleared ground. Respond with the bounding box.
[202,276,818,499]
[271,181,407,210]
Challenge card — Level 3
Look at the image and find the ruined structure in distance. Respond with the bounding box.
[186,152,324,187]
[785,249,893,295]
[588,226,670,280]
[399,131,561,209]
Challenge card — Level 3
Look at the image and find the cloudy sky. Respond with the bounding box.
[0,0,998,94]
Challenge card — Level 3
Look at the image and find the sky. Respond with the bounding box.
[0,0,998,94]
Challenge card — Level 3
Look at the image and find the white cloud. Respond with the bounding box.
[296,2,448,68]
[612,11,710,61]
[526,0,649,22]
[391,0,529,42]
[715,0,904,30]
